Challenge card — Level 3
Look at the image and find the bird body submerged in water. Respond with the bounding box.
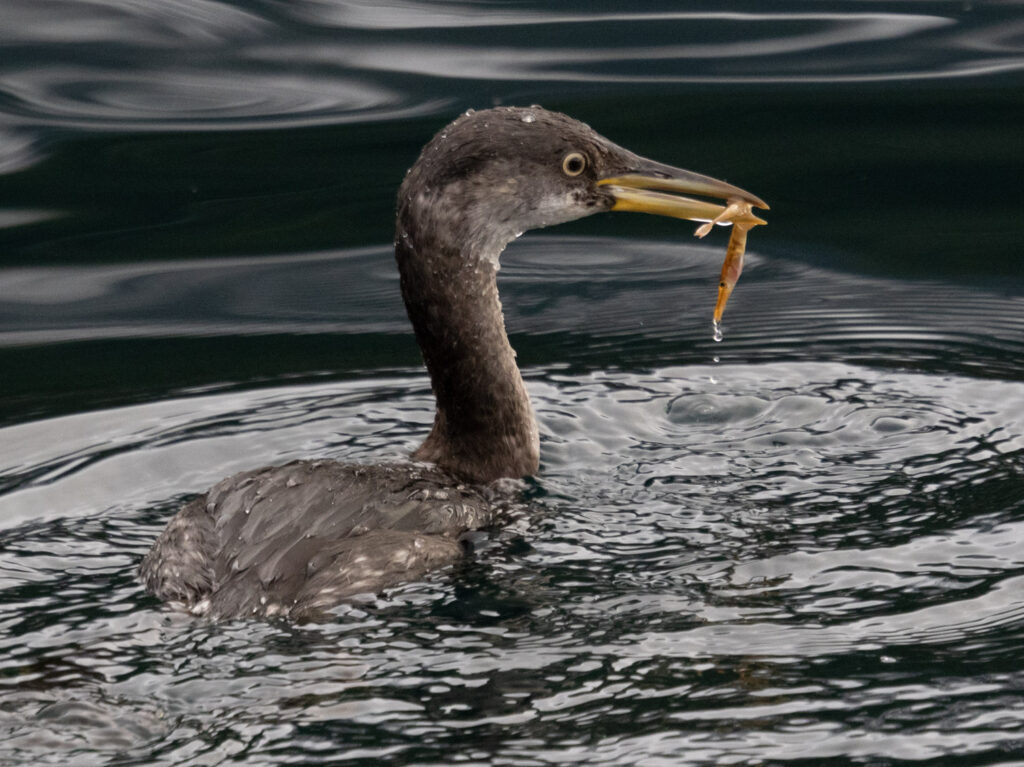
[140,106,767,619]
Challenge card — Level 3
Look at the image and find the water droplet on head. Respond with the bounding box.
[521,113,536,124]
[712,319,723,343]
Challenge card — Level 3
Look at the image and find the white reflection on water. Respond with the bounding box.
[0,208,61,230]
[3,238,1023,369]
[0,66,432,128]
[1,0,267,45]
[1,2,1022,128]
[289,13,951,73]
[0,358,1022,764]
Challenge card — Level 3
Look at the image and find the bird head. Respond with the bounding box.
[396,106,767,266]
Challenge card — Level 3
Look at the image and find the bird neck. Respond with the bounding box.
[394,214,539,484]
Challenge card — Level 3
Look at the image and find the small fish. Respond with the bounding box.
[694,198,767,326]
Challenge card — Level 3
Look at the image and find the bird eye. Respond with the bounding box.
[562,152,587,177]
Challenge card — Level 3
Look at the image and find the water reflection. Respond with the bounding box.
[1,2,1022,129]
[2,2,1024,763]
[2,0,267,44]
[0,358,1021,763]
[4,238,1022,376]
[296,13,956,82]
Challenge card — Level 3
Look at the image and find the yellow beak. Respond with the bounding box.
[599,162,768,225]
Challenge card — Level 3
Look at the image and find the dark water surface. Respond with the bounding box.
[2,2,1024,765]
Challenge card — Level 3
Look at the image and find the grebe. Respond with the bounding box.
[140,106,767,620]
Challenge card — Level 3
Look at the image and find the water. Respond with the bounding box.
[2,2,1024,765]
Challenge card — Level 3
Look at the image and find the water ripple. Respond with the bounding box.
[3,238,1024,376]
[0,358,1022,764]
[1,2,1022,129]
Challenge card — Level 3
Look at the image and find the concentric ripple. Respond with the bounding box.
[0,347,1022,764]
[1,361,1022,763]
[2,2,1022,130]
[4,237,1024,373]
